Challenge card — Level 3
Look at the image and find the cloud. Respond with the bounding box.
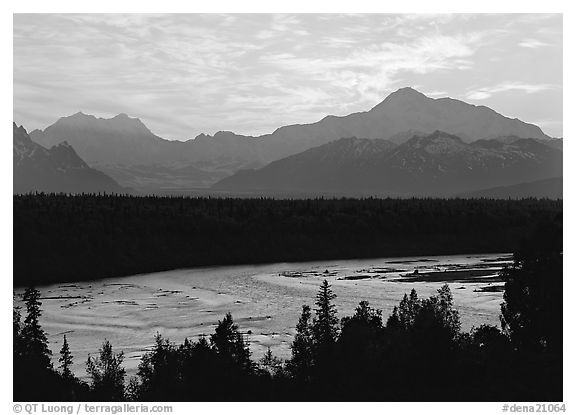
[465,82,559,100]
[518,39,549,48]
[258,33,480,105]
[467,91,492,100]
[13,13,563,139]
[422,90,449,98]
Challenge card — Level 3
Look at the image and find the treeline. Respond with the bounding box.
[14,237,562,401]
[14,193,562,286]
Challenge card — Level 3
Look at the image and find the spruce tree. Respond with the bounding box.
[59,335,74,379]
[398,289,420,330]
[22,287,52,369]
[259,347,283,376]
[500,249,562,353]
[289,304,314,379]
[312,280,339,348]
[386,306,402,330]
[436,284,461,338]
[13,304,23,360]
[86,339,126,401]
[136,333,179,400]
[341,301,383,334]
[210,312,252,370]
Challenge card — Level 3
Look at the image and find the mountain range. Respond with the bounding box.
[16,87,563,197]
[213,131,562,196]
[29,113,266,190]
[13,123,125,194]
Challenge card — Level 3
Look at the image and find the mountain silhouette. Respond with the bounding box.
[27,88,556,192]
[13,123,126,194]
[29,113,265,190]
[255,87,551,156]
[213,131,562,197]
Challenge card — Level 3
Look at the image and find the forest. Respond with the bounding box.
[14,194,562,286]
[13,230,562,401]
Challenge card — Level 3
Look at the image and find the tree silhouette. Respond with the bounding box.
[86,340,126,401]
[259,347,283,376]
[210,312,252,370]
[433,284,461,339]
[135,333,179,400]
[397,289,421,330]
[312,280,339,349]
[124,377,141,402]
[470,324,511,356]
[412,284,461,345]
[178,335,221,401]
[340,301,383,342]
[338,300,385,393]
[13,302,23,361]
[21,287,52,369]
[500,249,562,353]
[288,305,314,380]
[59,335,74,380]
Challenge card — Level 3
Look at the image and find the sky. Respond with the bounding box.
[13,13,563,140]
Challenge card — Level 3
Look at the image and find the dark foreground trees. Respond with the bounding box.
[14,238,562,401]
[13,288,89,401]
[86,340,126,401]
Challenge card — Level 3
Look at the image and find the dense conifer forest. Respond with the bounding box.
[14,194,562,286]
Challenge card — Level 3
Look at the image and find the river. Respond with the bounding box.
[14,252,513,379]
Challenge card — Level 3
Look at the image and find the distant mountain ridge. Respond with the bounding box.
[31,112,185,165]
[261,87,550,153]
[27,87,556,191]
[13,123,125,194]
[460,177,562,199]
[213,131,562,197]
[30,113,267,190]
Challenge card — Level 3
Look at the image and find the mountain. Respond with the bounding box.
[28,88,555,192]
[460,177,562,199]
[29,113,266,190]
[490,135,563,151]
[256,87,551,155]
[31,113,267,167]
[213,131,563,197]
[30,112,169,165]
[13,123,125,194]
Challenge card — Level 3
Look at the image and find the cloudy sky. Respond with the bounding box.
[13,13,563,140]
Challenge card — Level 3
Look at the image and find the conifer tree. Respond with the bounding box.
[312,280,339,348]
[289,305,314,380]
[210,312,252,370]
[500,248,562,353]
[398,289,420,330]
[22,287,52,369]
[13,304,23,360]
[340,301,383,335]
[435,284,461,338]
[136,333,179,400]
[259,347,283,376]
[86,339,126,401]
[195,335,211,351]
[59,335,74,379]
[386,306,402,330]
